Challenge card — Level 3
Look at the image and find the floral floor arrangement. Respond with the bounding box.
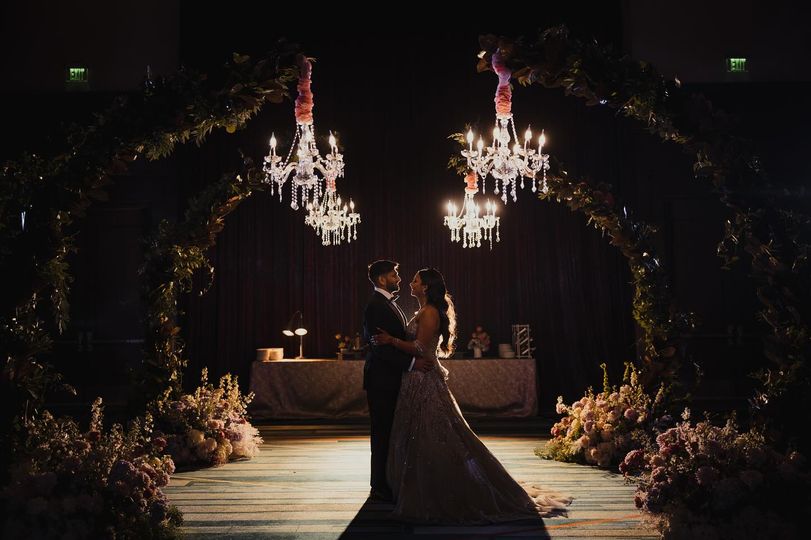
[152,369,263,468]
[540,363,665,467]
[2,399,182,539]
[620,411,809,539]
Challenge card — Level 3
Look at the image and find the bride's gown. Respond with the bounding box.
[386,317,571,524]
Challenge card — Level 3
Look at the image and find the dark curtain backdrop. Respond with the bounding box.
[178,27,637,409]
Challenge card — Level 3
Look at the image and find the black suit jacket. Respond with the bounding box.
[362,291,412,391]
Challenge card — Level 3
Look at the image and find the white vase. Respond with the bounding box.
[473,346,482,359]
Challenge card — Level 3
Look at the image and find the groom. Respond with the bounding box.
[362,259,429,502]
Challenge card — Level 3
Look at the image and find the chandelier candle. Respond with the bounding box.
[461,50,550,203]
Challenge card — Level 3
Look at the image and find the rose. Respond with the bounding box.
[187,429,205,446]
[202,437,218,453]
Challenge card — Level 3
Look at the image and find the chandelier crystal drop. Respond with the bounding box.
[444,171,500,249]
[304,177,360,246]
[461,50,550,203]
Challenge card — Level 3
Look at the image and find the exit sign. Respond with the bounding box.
[65,66,89,91]
[67,67,88,82]
[726,58,747,73]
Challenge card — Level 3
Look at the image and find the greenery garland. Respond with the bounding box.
[485,26,811,446]
[139,164,266,403]
[542,172,694,390]
[449,143,692,393]
[0,50,297,479]
[0,51,295,413]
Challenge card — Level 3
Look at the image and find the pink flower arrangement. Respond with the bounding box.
[540,363,660,468]
[620,411,810,539]
[294,55,314,125]
[491,51,512,117]
[1,399,181,538]
[152,368,262,467]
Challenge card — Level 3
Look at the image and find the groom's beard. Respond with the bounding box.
[387,283,400,294]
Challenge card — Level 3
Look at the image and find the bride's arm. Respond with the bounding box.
[376,307,439,356]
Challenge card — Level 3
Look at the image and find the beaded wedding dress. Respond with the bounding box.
[386,317,571,524]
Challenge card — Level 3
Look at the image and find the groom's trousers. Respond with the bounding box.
[366,386,398,492]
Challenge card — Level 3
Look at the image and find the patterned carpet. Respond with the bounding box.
[164,424,658,539]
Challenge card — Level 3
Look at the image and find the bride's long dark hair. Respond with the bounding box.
[418,268,456,358]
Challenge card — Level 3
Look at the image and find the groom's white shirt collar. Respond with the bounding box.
[374,287,395,301]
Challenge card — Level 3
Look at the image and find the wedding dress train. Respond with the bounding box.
[386,320,571,524]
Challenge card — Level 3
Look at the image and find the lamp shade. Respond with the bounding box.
[283,311,306,337]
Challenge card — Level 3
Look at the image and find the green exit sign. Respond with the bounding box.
[67,67,88,82]
[65,67,89,91]
[726,57,747,73]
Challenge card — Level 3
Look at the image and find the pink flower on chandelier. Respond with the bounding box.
[294,55,314,125]
[492,51,512,117]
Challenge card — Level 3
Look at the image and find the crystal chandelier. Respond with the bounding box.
[263,55,361,246]
[304,176,360,246]
[263,55,347,211]
[444,171,500,249]
[462,50,550,203]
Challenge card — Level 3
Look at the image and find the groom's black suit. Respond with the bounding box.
[363,290,412,494]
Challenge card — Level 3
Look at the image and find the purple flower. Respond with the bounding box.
[656,427,678,448]
[651,466,668,484]
[659,444,677,457]
[153,437,168,452]
[108,460,136,483]
[645,486,664,511]
[155,472,170,487]
[619,449,646,475]
[650,454,666,467]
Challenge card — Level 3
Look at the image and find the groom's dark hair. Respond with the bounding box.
[368,259,398,285]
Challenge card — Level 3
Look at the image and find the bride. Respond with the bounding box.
[371,267,570,523]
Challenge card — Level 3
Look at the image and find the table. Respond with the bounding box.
[248,358,537,419]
